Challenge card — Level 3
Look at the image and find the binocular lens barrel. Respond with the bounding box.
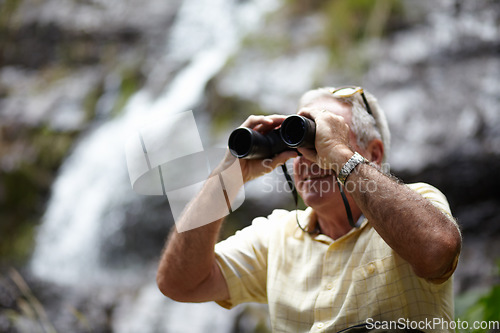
[228,115,316,159]
[228,127,279,159]
[228,128,255,158]
[280,115,315,148]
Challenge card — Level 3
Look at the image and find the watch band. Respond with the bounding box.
[337,152,368,186]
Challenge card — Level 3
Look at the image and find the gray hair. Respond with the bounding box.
[299,87,391,168]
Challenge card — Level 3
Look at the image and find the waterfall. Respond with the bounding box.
[30,0,279,330]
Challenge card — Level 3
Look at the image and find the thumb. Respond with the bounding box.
[269,150,298,169]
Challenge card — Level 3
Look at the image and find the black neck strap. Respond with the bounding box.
[281,163,357,232]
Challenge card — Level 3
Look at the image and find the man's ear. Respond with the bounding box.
[367,139,384,165]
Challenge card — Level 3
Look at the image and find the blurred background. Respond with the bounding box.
[0,0,499,332]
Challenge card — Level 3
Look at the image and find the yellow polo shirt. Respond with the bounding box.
[214,183,458,332]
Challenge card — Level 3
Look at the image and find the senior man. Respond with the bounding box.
[156,87,462,332]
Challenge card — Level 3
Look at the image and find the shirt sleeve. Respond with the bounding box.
[214,210,288,309]
[407,182,453,219]
[407,182,461,284]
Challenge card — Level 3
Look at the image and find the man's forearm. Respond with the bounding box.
[346,163,461,280]
[157,220,226,302]
[156,173,236,302]
[156,144,296,301]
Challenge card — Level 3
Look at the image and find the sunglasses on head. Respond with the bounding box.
[329,86,373,116]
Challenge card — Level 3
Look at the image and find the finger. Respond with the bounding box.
[297,108,323,121]
[297,147,317,163]
[241,115,287,132]
[266,114,288,122]
[257,115,287,132]
[241,115,273,129]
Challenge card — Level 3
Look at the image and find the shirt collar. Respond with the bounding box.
[294,207,369,243]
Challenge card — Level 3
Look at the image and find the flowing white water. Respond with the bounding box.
[32,0,278,287]
[30,0,279,331]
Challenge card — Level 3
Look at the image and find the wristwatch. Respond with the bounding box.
[337,152,368,186]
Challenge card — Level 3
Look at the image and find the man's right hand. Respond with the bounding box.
[224,114,298,183]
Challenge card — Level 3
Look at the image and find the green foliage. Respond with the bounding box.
[0,0,21,27]
[1,269,57,333]
[238,0,403,75]
[232,0,401,84]
[0,0,22,67]
[283,0,403,67]
[456,261,500,332]
[111,66,144,117]
[0,125,77,264]
[0,167,42,264]
[34,126,78,170]
[205,78,265,137]
[322,0,402,65]
[83,78,105,121]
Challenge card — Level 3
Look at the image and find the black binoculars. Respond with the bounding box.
[228,115,316,159]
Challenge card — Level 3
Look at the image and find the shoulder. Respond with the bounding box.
[406,182,453,218]
[254,209,305,238]
[406,182,446,197]
[216,209,295,250]
[247,209,294,231]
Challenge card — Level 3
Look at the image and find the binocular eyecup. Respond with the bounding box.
[228,115,316,159]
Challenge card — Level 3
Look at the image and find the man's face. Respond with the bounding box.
[292,97,362,209]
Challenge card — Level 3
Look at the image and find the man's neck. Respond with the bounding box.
[314,200,362,240]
